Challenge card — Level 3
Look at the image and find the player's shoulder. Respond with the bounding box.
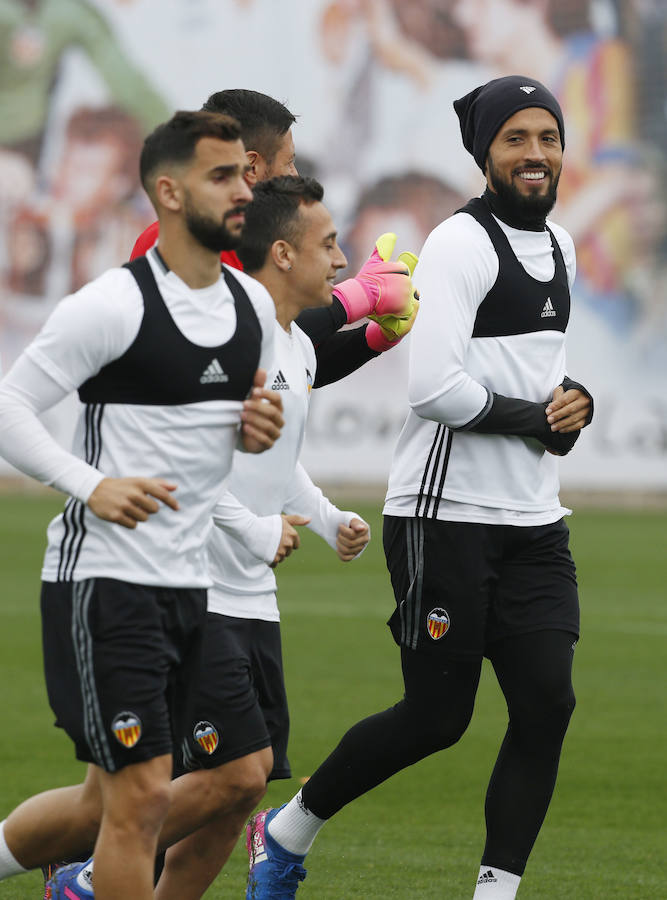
[418,209,497,287]
[36,266,142,349]
[423,209,493,255]
[546,219,576,277]
[67,265,140,307]
[223,265,275,319]
[223,264,270,300]
[290,320,317,364]
[546,219,575,256]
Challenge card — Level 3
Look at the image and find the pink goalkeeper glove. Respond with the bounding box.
[366,294,420,352]
[333,232,419,323]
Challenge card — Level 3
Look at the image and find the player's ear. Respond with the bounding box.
[245,150,260,185]
[271,239,293,272]
[155,174,182,212]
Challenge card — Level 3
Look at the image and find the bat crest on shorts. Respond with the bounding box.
[111,711,142,748]
[426,608,450,641]
[194,720,219,754]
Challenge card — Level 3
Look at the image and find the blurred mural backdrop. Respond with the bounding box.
[1,0,665,489]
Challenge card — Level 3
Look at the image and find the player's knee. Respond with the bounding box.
[228,759,269,809]
[512,681,576,742]
[106,778,171,836]
[208,755,269,814]
[136,780,172,828]
[75,795,102,840]
[403,697,473,753]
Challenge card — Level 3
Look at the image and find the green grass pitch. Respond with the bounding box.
[0,492,664,898]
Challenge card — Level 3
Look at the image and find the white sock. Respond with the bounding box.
[472,865,521,899]
[0,821,29,879]
[267,790,327,855]
[76,858,94,892]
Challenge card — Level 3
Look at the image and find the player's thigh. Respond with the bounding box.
[489,519,579,645]
[488,629,578,727]
[179,613,271,775]
[383,515,499,661]
[247,618,291,780]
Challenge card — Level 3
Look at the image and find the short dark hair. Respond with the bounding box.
[140,109,242,195]
[201,89,296,166]
[237,175,324,273]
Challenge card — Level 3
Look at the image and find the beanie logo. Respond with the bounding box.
[520,85,537,94]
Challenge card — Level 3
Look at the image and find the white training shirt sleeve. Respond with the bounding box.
[408,215,498,428]
[0,269,141,500]
[283,462,370,558]
[0,356,104,500]
[211,486,283,565]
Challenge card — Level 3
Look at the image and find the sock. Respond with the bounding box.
[0,821,29,879]
[267,791,327,855]
[473,865,521,898]
[76,858,94,892]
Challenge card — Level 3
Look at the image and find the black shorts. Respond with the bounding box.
[41,578,207,772]
[383,515,579,661]
[178,613,290,780]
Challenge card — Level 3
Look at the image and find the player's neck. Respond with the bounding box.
[252,270,297,333]
[155,231,223,289]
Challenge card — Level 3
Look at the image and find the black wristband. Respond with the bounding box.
[466,392,580,455]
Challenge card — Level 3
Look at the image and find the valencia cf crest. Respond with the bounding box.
[193,721,219,755]
[111,711,142,748]
[426,608,450,641]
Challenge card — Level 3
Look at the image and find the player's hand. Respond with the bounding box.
[366,294,420,351]
[333,232,419,323]
[545,386,592,434]
[270,514,311,567]
[87,477,179,529]
[336,517,370,562]
[241,369,284,453]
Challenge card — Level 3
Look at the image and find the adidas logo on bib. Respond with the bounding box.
[200,358,229,384]
[541,297,556,318]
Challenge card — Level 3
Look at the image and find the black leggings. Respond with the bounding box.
[301,629,576,876]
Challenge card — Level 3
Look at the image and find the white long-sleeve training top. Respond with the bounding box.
[208,320,368,622]
[385,208,576,526]
[0,248,276,586]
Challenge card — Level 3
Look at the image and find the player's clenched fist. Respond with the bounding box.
[336,517,370,562]
[270,514,311,568]
[241,368,285,453]
[87,477,179,529]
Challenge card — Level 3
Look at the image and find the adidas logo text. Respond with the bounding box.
[477,869,498,885]
[271,370,290,390]
[200,358,229,384]
[541,297,556,318]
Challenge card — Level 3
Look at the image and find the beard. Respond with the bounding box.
[486,156,560,230]
[184,196,244,253]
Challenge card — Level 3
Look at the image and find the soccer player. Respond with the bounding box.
[154,174,374,898]
[0,109,283,900]
[245,76,594,900]
[131,89,420,371]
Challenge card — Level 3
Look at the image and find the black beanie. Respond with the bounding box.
[453,75,565,171]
